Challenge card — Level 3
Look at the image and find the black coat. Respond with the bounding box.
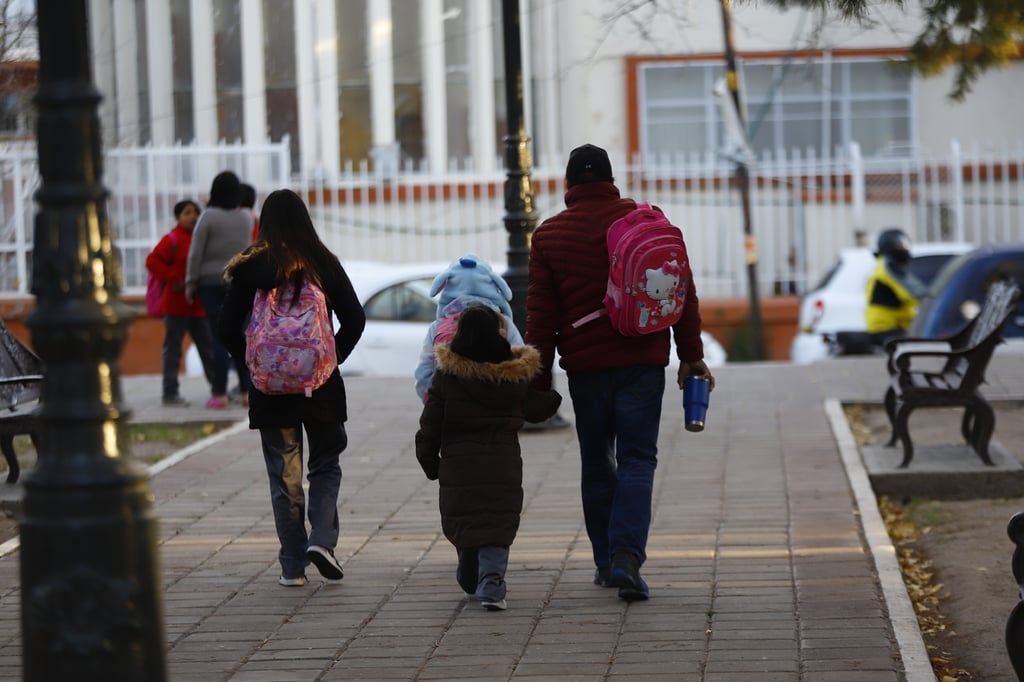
[219,248,366,429]
[415,344,562,548]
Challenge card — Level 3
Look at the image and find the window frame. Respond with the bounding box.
[627,49,917,167]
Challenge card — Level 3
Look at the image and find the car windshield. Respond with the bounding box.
[924,252,972,297]
[910,254,960,288]
[810,260,842,293]
[363,277,437,322]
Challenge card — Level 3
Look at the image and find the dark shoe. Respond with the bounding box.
[306,545,344,580]
[594,566,612,587]
[609,550,649,602]
[481,599,507,611]
[162,395,189,407]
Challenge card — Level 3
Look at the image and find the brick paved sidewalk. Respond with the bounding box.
[2,354,1021,680]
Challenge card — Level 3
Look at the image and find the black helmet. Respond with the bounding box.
[876,228,911,264]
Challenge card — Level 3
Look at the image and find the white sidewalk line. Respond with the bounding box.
[0,418,249,560]
[824,397,937,682]
[146,418,249,476]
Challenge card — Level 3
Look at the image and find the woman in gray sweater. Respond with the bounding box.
[186,170,253,408]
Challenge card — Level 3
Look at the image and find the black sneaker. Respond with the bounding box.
[594,566,612,587]
[162,395,189,407]
[609,550,649,602]
[306,545,344,580]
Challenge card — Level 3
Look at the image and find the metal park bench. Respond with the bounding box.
[882,278,1021,467]
[0,318,43,484]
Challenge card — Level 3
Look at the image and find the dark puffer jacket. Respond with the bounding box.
[415,344,562,548]
[526,181,704,390]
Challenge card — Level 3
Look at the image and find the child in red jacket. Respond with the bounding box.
[145,200,217,406]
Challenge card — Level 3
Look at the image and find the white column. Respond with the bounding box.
[89,0,117,149]
[520,0,532,150]
[240,0,267,146]
[112,0,139,146]
[145,0,174,145]
[468,0,495,172]
[316,0,340,177]
[420,0,446,174]
[368,0,398,175]
[538,0,561,165]
[190,0,218,144]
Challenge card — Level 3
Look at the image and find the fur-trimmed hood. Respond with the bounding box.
[435,343,541,383]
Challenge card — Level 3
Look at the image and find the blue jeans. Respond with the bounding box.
[568,366,664,570]
[198,283,251,396]
[162,314,216,398]
[260,423,347,579]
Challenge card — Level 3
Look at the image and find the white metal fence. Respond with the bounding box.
[2,139,1023,299]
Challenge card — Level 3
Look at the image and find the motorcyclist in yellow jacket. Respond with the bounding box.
[865,228,928,345]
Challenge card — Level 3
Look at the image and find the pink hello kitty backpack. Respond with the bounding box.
[245,279,337,397]
[574,202,691,336]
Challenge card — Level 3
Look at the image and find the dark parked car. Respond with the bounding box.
[909,242,1024,345]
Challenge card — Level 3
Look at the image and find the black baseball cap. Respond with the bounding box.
[566,144,614,186]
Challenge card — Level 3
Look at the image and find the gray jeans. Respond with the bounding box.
[457,545,509,602]
[260,423,347,579]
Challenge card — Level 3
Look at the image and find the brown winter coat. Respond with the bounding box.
[415,344,562,548]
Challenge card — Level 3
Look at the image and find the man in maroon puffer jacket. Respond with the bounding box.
[526,144,715,601]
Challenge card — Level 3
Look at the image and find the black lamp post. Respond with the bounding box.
[501,0,569,430]
[500,0,534,333]
[21,2,167,679]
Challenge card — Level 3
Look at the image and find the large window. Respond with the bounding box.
[637,54,914,163]
[213,0,243,143]
[264,0,298,168]
[337,0,370,165]
[170,0,194,144]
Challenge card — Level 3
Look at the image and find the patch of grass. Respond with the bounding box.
[904,498,956,529]
[3,421,232,472]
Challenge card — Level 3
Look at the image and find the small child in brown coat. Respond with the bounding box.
[415,305,561,610]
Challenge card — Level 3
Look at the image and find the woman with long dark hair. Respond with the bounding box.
[219,189,366,587]
[185,170,253,408]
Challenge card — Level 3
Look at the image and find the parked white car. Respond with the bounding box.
[789,242,974,364]
[188,260,727,377]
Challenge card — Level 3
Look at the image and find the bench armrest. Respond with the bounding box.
[0,375,44,385]
[893,344,969,374]
[887,341,952,374]
[885,335,942,354]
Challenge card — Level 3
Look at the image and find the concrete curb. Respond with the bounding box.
[825,397,937,682]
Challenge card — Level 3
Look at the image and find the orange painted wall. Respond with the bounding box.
[1,294,801,372]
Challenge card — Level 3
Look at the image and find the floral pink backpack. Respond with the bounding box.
[245,279,337,397]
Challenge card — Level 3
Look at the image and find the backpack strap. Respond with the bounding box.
[571,308,607,329]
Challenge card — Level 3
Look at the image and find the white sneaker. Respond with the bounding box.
[278,575,307,587]
[306,545,344,580]
[481,599,507,611]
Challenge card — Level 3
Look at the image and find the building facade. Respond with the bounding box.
[87,0,1022,176]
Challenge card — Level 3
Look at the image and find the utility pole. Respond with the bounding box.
[21,2,167,679]
[718,0,765,361]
